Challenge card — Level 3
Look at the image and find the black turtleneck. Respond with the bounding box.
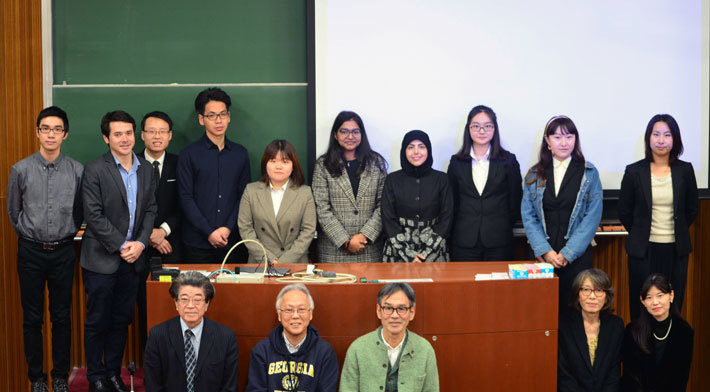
[652,316,671,363]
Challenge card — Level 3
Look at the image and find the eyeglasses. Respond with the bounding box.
[142,129,171,136]
[38,126,65,134]
[469,123,494,132]
[338,128,361,137]
[201,111,229,121]
[379,305,411,316]
[579,287,605,297]
[178,297,205,305]
[279,308,311,316]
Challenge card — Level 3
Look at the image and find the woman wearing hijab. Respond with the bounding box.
[381,130,453,262]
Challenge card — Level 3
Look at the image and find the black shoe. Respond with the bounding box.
[88,379,113,392]
[30,379,48,392]
[107,375,130,392]
[52,378,69,392]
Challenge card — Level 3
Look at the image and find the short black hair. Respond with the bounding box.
[36,106,69,133]
[168,271,215,304]
[377,282,416,307]
[194,87,231,115]
[100,110,136,137]
[141,111,173,131]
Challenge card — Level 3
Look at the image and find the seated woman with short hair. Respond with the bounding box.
[238,140,316,263]
[558,268,624,391]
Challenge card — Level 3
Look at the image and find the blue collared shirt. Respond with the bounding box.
[179,317,204,361]
[112,152,144,249]
[177,134,251,249]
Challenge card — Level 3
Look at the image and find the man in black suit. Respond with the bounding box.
[81,110,156,392]
[136,111,182,351]
[144,271,239,392]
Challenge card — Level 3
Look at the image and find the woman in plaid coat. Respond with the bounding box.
[312,111,388,262]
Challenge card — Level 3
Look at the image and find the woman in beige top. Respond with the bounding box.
[618,114,698,320]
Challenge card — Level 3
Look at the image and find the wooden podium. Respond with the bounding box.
[147,262,558,391]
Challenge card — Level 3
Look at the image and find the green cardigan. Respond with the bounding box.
[340,328,439,392]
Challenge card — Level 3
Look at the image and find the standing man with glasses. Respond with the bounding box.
[144,271,238,392]
[81,110,157,392]
[340,282,439,392]
[177,87,251,263]
[7,106,83,392]
[245,284,339,391]
[136,111,182,352]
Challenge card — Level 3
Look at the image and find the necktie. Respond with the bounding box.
[185,329,196,392]
[152,161,160,198]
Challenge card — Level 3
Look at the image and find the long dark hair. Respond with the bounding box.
[630,273,682,354]
[526,115,585,185]
[320,110,387,177]
[644,114,684,163]
[454,105,510,161]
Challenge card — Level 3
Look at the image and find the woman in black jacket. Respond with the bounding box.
[618,114,698,320]
[622,273,694,392]
[558,268,624,392]
[381,130,453,262]
[447,105,522,261]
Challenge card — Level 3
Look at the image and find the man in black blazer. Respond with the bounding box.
[136,111,182,351]
[144,271,239,392]
[81,111,157,392]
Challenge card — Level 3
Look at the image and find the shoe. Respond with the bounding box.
[88,379,113,392]
[30,379,48,392]
[108,375,130,392]
[51,378,69,392]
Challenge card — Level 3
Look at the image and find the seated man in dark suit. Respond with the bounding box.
[144,271,239,392]
[136,111,182,350]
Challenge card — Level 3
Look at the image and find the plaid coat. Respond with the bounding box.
[312,156,386,262]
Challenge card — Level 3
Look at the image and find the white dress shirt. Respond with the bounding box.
[180,317,204,361]
[381,328,406,367]
[270,180,289,217]
[553,157,572,196]
[470,146,491,194]
[283,330,307,354]
[142,150,171,236]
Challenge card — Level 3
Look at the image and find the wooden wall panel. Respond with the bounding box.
[0,1,44,391]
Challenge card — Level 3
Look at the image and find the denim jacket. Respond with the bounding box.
[521,160,603,262]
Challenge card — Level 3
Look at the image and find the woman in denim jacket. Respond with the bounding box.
[521,116,603,316]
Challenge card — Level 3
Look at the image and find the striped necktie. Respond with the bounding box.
[185,329,196,392]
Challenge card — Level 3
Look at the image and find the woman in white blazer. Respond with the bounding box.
[238,140,316,263]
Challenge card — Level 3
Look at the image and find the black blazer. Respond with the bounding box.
[137,151,182,261]
[447,152,522,248]
[144,316,239,392]
[80,152,156,274]
[558,311,624,392]
[621,317,694,392]
[618,159,698,258]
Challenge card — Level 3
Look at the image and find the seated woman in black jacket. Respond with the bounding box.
[558,268,624,391]
[622,273,694,392]
[381,130,453,262]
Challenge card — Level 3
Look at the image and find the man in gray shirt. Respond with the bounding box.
[7,106,83,392]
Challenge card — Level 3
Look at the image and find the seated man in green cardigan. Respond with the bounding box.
[340,282,439,392]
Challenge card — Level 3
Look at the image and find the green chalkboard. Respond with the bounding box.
[53,0,307,84]
[54,86,308,181]
[51,0,309,181]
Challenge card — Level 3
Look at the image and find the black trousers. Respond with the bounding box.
[627,242,688,320]
[556,246,594,317]
[183,243,248,264]
[83,262,139,382]
[451,231,513,261]
[17,239,75,382]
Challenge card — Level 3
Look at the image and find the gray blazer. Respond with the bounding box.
[238,181,316,263]
[80,152,157,274]
[312,157,386,263]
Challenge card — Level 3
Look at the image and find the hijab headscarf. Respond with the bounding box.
[400,130,433,178]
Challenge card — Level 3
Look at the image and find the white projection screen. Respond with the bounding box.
[315,0,710,192]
